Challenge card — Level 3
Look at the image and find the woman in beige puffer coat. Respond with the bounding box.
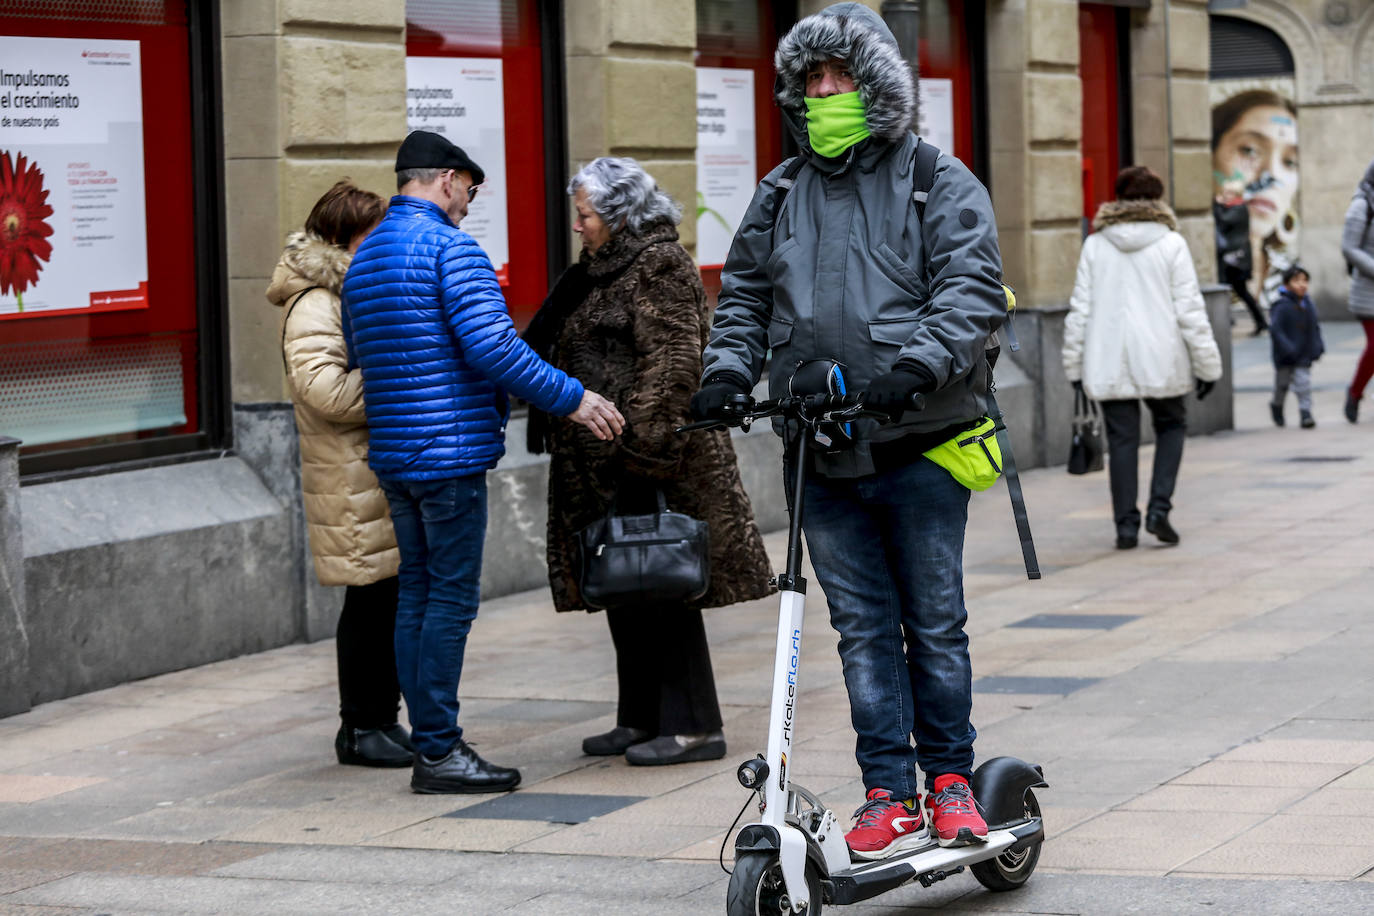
[265,180,411,769]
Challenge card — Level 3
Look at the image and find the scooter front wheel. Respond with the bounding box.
[726,851,823,915]
[970,789,1042,892]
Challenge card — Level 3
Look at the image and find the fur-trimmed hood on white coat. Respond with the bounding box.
[1062,199,1223,401]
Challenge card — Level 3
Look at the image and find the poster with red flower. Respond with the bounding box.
[0,36,148,320]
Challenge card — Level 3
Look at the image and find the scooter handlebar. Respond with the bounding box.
[675,391,925,433]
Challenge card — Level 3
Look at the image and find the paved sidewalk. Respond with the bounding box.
[2,326,1373,914]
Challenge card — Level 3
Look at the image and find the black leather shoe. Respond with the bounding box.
[582,726,651,756]
[411,738,520,794]
[1145,513,1180,545]
[625,731,726,766]
[1115,535,1138,550]
[335,725,413,768]
[381,723,413,754]
[1271,402,1285,427]
[1345,392,1360,424]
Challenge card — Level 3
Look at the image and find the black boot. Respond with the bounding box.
[335,725,413,768]
[382,723,413,753]
[582,726,651,756]
[1300,410,1316,429]
[411,738,520,794]
[1345,391,1359,424]
[1145,513,1180,545]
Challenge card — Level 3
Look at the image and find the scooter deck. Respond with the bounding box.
[826,820,1042,905]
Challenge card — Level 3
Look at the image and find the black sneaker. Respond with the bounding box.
[1270,402,1285,427]
[1145,513,1180,545]
[1115,535,1138,550]
[1345,392,1359,424]
[1300,411,1316,429]
[411,738,520,794]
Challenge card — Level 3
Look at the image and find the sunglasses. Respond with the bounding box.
[467,185,480,202]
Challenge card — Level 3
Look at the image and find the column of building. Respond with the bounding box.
[564,2,700,256]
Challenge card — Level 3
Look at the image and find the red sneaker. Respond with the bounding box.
[924,774,989,847]
[844,787,930,860]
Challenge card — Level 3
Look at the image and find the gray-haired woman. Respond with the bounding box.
[523,157,773,765]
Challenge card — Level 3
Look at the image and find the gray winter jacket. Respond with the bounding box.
[701,2,1006,477]
[1343,166,1374,319]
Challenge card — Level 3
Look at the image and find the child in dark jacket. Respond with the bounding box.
[1270,265,1325,428]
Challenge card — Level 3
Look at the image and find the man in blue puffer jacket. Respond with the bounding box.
[343,131,625,794]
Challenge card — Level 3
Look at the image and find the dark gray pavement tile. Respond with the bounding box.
[1010,614,1139,629]
[443,791,644,824]
[974,676,1101,695]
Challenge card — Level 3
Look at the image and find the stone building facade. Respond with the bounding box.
[0,0,1295,713]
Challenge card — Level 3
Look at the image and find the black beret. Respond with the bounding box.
[395,130,485,185]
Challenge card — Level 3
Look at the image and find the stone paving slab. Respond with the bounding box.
[1,326,1373,911]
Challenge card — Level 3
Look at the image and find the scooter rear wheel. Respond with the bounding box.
[726,851,823,915]
[970,789,1042,892]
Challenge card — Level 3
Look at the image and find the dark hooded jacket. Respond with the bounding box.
[1270,286,1324,368]
[701,2,1007,478]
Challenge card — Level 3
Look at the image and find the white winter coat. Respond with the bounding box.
[1063,200,1223,401]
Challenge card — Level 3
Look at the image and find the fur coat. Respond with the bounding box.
[543,223,774,612]
[1063,199,1223,401]
[266,231,399,587]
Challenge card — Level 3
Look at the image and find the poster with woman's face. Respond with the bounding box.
[1210,78,1300,301]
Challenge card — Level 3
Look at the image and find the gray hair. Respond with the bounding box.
[567,157,682,235]
[397,167,443,191]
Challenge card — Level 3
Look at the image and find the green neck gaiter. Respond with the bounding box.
[803,91,870,158]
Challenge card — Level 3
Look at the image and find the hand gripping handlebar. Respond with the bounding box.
[676,391,926,434]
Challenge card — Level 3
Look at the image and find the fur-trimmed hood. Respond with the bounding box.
[774,2,915,150]
[265,230,352,306]
[1092,199,1179,253]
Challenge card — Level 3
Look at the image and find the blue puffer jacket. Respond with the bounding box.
[342,196,584,480]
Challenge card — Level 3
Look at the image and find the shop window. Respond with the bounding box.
[405,0,556,330]
[695,0,787,303]
[0,0,221,477]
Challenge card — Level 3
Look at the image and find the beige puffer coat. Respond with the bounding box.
[265,231,399,586]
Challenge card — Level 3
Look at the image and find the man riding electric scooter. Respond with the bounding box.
[692,2,1007,860]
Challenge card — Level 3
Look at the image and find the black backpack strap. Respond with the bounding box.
[986,389,1041,581]
[912,138,940,222]
[768,157,806,247]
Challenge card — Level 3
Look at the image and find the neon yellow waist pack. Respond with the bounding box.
[923,417,1003,491]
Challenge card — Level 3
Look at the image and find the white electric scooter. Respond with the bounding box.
[679,378,1046,915]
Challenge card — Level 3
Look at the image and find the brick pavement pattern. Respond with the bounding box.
[2,326,1373,914]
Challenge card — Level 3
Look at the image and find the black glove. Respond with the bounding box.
[690,374,749,420]
[1195,378,1215,401]
[865,369,927,422]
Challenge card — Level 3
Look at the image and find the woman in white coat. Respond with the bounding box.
[1063,166,1223,550]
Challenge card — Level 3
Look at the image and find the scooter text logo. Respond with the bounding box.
[779,626,801,790]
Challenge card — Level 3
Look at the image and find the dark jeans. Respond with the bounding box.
[1100,397,1187,536]
[1224,265,1266,330]
[378,474,487,760]
[605,605,723,735]
[801,456,975,797]
[336,576,402,729]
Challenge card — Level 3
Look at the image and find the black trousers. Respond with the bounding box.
[1225,265,1266,330]
[1100,397,1187,537]
[605,605,723,735]
[336,576,402,729]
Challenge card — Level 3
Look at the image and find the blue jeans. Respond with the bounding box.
[802,456,975,797]
[378,474,487,760]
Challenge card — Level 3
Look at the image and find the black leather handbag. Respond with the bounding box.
[577,490,710,610]
[1067,386,1105,475]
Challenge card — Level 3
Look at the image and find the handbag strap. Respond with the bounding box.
[1073,386,1100,428]
[606,488,670,520]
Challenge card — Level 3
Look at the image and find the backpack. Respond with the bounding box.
[767,141,1039,580]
